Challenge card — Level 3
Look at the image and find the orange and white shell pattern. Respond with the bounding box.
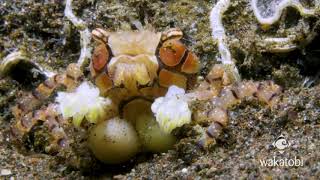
[90,28,200,95]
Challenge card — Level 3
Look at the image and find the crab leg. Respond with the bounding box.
[12,63,83,118]
[195,80,282,148]
[12,103,69,154]
[11,64,83,152]
[186,64,283,148]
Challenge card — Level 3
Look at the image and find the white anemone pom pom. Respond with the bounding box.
[56,81,112,126]
[151,85,192,134]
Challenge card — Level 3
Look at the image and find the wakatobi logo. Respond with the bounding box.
[259,135,303,167]
[272,135,291,154]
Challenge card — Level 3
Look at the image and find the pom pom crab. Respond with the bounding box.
[7,26,283,159]
[9,27,201,154]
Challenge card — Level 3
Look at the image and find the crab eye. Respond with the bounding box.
[92,28,110,44]
[161,28,183,42]
[159,39,186,67]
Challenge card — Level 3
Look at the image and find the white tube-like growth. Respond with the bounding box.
[251,0,316,25]
[210,0,241,81]
[64,0,92,68]
[210,0,232,64]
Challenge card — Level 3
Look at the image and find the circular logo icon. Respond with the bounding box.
[272,135,290,153]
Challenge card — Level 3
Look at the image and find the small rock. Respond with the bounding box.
[206,166,217,176]
[239,163,246,170]
[182,168,188,173]
[1,169,12,176]
[308,143,316,150]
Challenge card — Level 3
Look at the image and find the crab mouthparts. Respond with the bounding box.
[107,54,159,91]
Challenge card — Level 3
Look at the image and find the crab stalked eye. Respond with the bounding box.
[161,28,183,42]
[181,52,200,74]
[159,69,187,89]
[92,28,110,44]
[92,44,109,72]
[159,39,186,67]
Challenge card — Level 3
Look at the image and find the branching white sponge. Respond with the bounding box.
[56,81,112,126]
[151,86,192,134]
